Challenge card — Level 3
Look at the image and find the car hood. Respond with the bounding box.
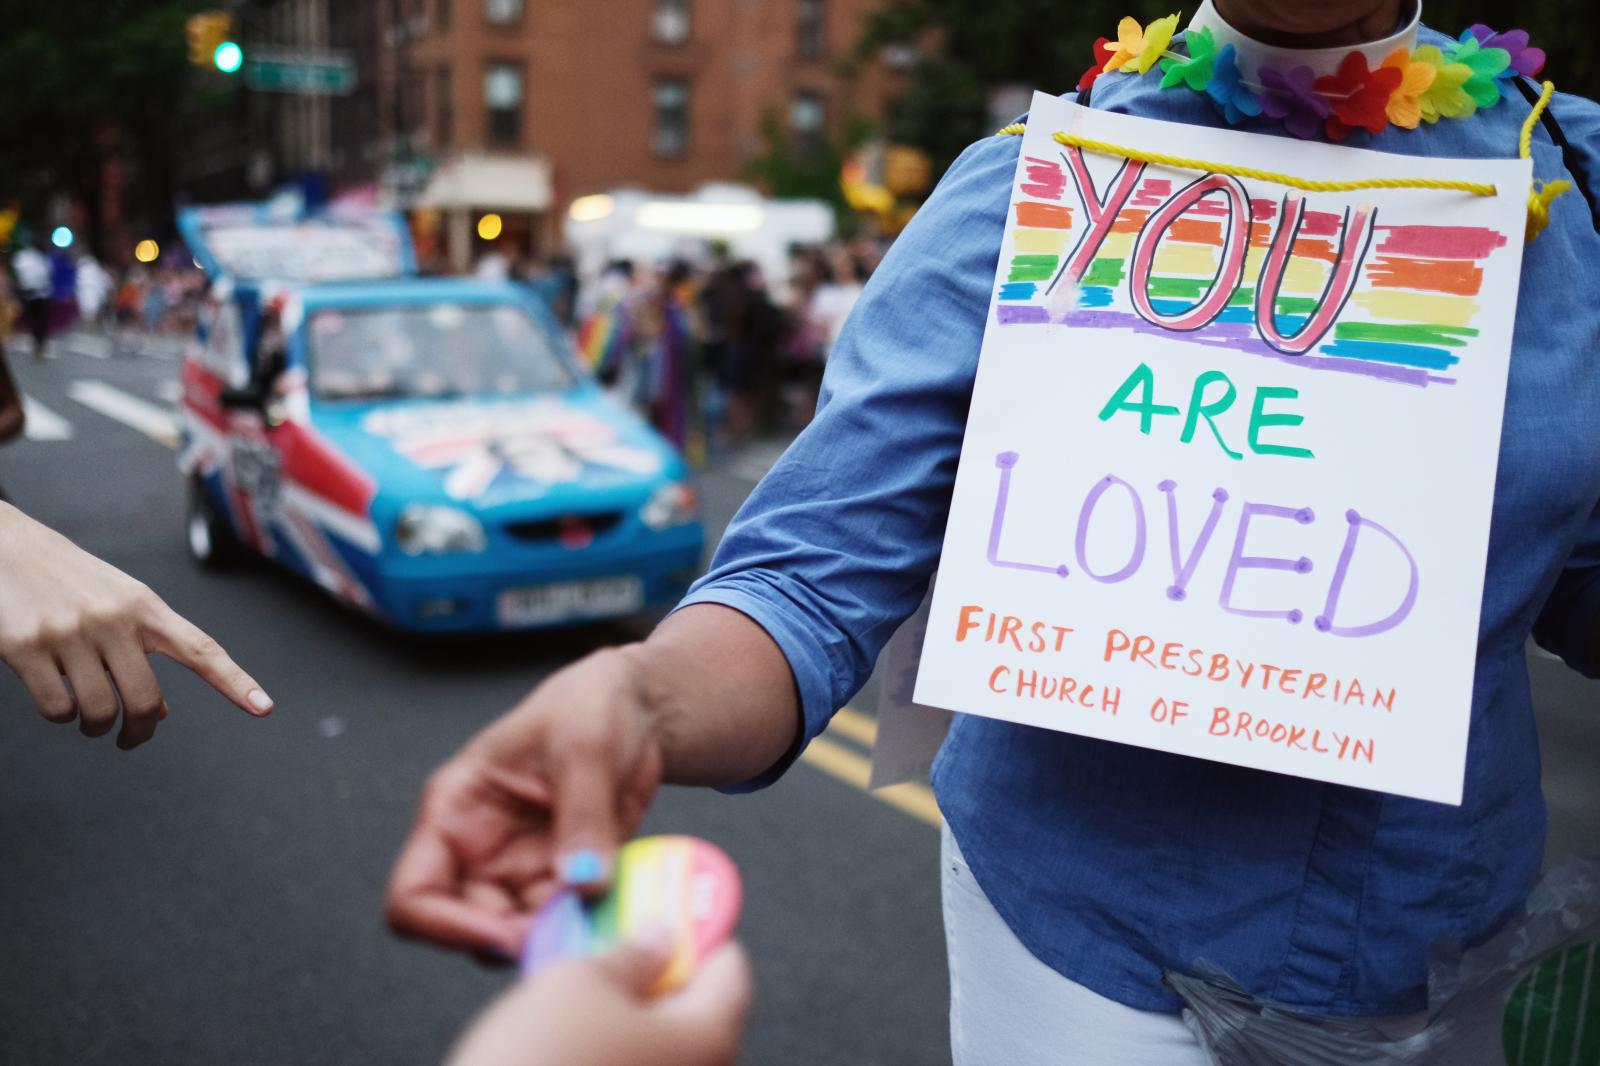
[307,390,681,515]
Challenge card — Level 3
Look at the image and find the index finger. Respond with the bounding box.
[142,604,273,717]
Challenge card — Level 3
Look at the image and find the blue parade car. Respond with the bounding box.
[175,202,704,633]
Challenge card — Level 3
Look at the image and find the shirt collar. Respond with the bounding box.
[1187,0,1421,79]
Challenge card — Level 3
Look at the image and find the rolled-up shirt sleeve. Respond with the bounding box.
[676,132,1022,789]
[1533,500,1600,678]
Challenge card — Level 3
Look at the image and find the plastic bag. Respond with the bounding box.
[1169,856,1600,1065]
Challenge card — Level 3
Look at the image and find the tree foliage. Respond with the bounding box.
[0,0,215,241]
[860,0,1600,176]
[745,106,877,230]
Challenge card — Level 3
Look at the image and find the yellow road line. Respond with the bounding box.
[829,705,879,747]
[802,732,941,828]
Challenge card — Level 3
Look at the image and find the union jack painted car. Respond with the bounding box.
[175,203,703,633]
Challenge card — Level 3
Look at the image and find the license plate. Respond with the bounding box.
[496,576,645,626]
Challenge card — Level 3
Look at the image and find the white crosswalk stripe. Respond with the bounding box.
[21,395,74,441]
[67,379,178,447]
[62,332,112,359]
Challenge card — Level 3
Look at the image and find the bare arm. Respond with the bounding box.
[619,604,801,787]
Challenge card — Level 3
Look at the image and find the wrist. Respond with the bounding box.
[612,641,682,779]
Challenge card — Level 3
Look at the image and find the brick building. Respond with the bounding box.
[379,0,897,268]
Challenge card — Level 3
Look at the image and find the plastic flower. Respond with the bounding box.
[1103,13,1180,76]
[1205,43,1262,124]
[1465,24,1545,78]
[1160,26,1217,91]
[1444,34,1511,107]
[1380,48,1437,129]
[1314,50,1403,139]
[1135,13,1181,75]
[1258,65,1330,139]
[1102,16,1147,73]
[1079,37,1116,92]
[1412,44,1475,122]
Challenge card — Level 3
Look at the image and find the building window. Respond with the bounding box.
[485,0,522,25]
[791,90,825,157]
[796,0,826,59]
[652,0,690,45]
[437,0,451,30]
[435,65,453,149]
[485,62,523,146]
[653,79,689,159]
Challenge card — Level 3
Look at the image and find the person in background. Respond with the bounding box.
[809,248,869,362]
[780,249,828,427]
[113,266,147,355]
[523,254,582,333]
[546,254,579,330]
[475,244,511,282]
[0,500,273,746]
[577,260,638,388]
[0,270,24,493]
[47,244,76,336]
[637,260,697,453]
[12,237,52,360]
[75,253,112,331]
[384,2,1600,1064]
[141,268,168,334]
[715,262,781,443]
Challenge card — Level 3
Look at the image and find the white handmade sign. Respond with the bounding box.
[913,93,1532,804]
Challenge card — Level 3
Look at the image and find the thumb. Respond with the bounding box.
[654,942,753,1064]
[551,756,621,892]
[588,925,677,997]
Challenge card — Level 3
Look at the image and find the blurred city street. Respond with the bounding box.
[0,338,950,1066]
[4,2,1600,1064]
[1,337,1598,1065]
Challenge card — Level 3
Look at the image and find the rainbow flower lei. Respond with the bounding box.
[1079,17,1547,140]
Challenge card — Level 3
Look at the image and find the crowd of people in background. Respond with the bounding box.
[2,237,206,360]
[558,239,883,463]
[4,224,884,467]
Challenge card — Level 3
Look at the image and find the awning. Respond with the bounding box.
[417,153,553,212]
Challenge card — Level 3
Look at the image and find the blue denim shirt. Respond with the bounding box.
[681,29,1600,1016]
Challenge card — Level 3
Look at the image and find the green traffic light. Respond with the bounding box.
[213,40,243,74]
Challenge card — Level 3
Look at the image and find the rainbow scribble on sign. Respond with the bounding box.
[995,153,1510,388]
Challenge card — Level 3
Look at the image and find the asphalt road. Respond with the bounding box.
[0,338,949,1066]
[0,336,1596,1065]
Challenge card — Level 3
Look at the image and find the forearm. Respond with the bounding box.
[621,603,802,787]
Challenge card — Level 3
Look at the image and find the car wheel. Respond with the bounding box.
[187,476,242,569]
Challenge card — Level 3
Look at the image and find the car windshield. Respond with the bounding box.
[306,302,574,402]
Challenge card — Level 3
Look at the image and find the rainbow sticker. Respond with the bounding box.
[520,835,742,994]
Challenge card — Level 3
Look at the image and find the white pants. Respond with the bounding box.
[942,825,1213,1066]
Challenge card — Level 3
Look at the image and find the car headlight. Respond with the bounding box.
[395,504,487,555]
[640,482,698,531]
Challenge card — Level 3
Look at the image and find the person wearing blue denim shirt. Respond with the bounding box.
[386,1,1600,1062]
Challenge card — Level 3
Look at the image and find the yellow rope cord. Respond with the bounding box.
[1050,132,1498,196]
[999,79,1574,238]
[1520,80,1573,239]
[1519,80,1554,158]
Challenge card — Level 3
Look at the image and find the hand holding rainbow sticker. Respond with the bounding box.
[521,835,742,996]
